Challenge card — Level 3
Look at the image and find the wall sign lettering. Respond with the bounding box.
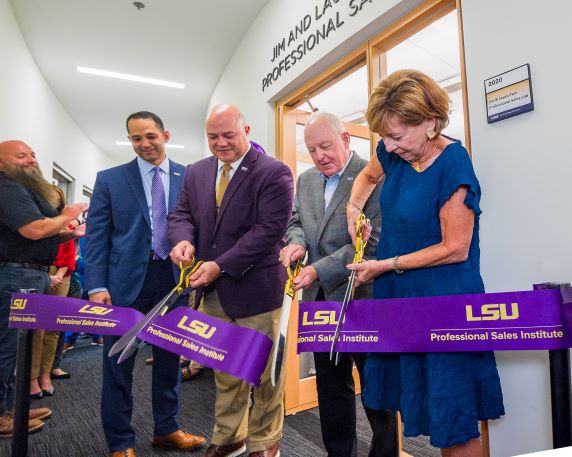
[262,0,373,92]
[484,64,534,123]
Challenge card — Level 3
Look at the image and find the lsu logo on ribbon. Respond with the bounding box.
[10,298,27,310]
[302,310,340,326]
[177,316,216,339]
[79,305,113,316]
[466,303,519,321]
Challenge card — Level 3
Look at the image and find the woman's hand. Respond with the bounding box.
[346,205,362,246]
[50,275,63,290]
[347,259,391,287]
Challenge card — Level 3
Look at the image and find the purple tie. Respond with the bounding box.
[151,166,169,260]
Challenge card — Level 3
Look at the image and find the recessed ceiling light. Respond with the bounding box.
[116,141,184,149]
[78,66,185,89]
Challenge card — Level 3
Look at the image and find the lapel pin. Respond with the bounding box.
[241,166,248,171]
[173,172,181,176]
[347,176,354,181]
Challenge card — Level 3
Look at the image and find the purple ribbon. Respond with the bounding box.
[9,293,272,385]
[139,307,272,386]
[9,293,141,335]
[298,289,572,353]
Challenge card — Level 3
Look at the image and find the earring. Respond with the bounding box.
[426,129,436,140]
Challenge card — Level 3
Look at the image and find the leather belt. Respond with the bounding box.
[0,261,50,273]
[149,251,168,261]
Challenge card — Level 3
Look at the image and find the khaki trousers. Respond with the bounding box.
[203,290,285,452]
[31,273,70,378]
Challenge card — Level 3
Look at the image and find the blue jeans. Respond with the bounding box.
[0,266,50,415]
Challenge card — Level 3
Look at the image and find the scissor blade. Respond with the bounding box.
[270,292,294,386]
[109,288,178,361]
[116,289,184,364]
[329,270,356,362]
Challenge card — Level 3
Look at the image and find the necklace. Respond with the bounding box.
[409,138,439,172]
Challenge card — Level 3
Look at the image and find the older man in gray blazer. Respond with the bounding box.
[280,112,397,457]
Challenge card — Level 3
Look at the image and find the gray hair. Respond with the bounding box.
[305,111,345,134]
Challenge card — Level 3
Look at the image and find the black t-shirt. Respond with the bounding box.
[0,172,60,265]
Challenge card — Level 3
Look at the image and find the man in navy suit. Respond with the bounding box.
[169,105,293,457]
[85,111,206,457]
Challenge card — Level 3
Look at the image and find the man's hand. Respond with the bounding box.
[89,291,112,305]
[293,265,318,291]
[188,261,221,288]
[170,240,195,265]
[72,223,86,237]
[61,202,88,222]
[279,244,306,268]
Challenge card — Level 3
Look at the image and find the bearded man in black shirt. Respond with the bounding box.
[0,140,87,439]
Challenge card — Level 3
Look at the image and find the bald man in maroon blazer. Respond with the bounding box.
[169,105,293,457]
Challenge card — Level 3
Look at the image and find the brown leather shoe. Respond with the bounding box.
[0,415,44,439]
[181,366,202,381]
[153,429,206,450]
[109,449,135,457]
[29,407,52,421]
[202,441,246,457]
[6,407,52,422]
[248,442,280,457]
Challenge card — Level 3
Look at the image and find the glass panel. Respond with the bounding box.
[308,65,368,127]
[351,136,371,161]
[385,11,464,142]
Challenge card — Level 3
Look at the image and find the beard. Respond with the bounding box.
[2,163,57,206]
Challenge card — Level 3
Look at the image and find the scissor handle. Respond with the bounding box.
[177,258,204,291]
[353,212,369,264]
[287,259,303,280]
[284,259,304,296]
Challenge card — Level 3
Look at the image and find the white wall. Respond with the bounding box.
[211,0,572,456]
[207,0,424,156]
[0,0,116,202]
[461,0,572,455]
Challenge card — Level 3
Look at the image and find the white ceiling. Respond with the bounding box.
[10,0,270,165]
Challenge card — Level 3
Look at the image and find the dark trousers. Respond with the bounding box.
[0,267,50,416]
[101,258,183,452]
[314,290,398,457]
[314,352,398,457]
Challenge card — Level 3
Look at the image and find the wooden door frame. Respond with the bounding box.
[275,0,486,453]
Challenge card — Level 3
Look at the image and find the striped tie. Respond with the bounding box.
[151,166,169,260]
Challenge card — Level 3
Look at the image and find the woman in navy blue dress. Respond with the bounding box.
[346,70,504,456]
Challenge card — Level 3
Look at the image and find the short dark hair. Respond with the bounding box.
[126,111,165,132]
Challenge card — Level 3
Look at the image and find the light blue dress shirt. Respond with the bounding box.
[322,152,353,209]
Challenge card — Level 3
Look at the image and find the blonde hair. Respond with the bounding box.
[366,69,450,136]
[51,185,66,212]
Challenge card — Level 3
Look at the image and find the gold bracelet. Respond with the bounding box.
[392,255,404,275]
[345,200,361,212]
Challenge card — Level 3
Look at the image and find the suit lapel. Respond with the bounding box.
[214,148,258,235]
[124,159,151,230]
[205,158,218,241]
[168,160,183,210]
[317,153,360,240]
[312,170,326,221]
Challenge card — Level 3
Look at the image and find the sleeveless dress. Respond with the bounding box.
[362,139,505,448]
